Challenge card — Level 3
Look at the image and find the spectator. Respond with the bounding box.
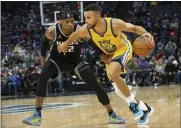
[169,28,177,41]
[138,58,150,70]
[22,68,35,94]
[28,10,36,20]
[29,67,40,88]
[138,58,150,86]
[145,66,161,88]
[18,45,26,58]
[8,71,21,95]
[127,57,140,85]
[145,17,153,31]
[1,70,9,89]
[149,56,157,67]
[170,20,179,30]
[34,56,41,66]
[156,59,165,74]
[165,58,176,85]
[165,40,177,56]
[33,40,40,50]
[157,41,165,52]
[23,50,31,67]
[155,58,166,84]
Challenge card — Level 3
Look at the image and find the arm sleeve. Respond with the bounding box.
[40,36,51,57]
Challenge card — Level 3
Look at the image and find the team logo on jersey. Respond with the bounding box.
[56,41,78,46]
[56,40,79,53]
[98,40,116,53]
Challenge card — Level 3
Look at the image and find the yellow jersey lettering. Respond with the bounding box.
[88,18,130,54]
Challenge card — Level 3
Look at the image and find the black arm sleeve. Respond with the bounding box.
[41,36,51,57]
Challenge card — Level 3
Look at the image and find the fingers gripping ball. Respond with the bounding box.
[133,35,155,57]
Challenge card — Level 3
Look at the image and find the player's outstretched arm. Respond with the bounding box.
[57,24,90,54]
[112,18,154,43]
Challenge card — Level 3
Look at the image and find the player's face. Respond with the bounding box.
[62,18,75,33]
[84,11,99,29]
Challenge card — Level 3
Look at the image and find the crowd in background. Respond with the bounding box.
[43,2,81,23]
[125,2,181,87]
[85,2,181,88]
[1,1,181,96]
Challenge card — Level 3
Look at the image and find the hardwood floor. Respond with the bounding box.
[1,85,180,128]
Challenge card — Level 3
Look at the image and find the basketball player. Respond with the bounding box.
[57,4,154,125]
[22,11,125,126]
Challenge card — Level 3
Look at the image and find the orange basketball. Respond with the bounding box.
[133,35,155,57]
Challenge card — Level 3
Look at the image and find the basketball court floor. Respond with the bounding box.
[1,85,180,128]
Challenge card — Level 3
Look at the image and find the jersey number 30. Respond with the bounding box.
[67,45,74,52]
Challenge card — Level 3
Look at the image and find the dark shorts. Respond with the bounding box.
[43,58,83,80]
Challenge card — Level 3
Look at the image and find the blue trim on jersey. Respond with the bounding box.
[110,18,117,37]
[93,18,107,37]
[111,36,131,73]
[120,36,131,65]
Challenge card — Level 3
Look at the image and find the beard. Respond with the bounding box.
[87,21,97,29]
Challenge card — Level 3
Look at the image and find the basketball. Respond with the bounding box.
[133,35,155,57]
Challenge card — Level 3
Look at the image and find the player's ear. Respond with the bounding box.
[95,12,101,18]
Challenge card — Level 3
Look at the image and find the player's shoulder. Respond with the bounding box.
[103,17,120,23]
[111,18,124,26]
[47,25,56,32]
[45,25,56,40]
[111,18,126,32]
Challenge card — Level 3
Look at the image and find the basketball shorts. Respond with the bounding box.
[45,57,82,80]
[105,40,133,79]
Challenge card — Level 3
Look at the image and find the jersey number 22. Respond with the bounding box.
[67,45,74,52]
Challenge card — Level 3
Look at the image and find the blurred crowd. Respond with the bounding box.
[126,2,181,87]
[42,1,118,24]
[43,2,81,23]
[85,2,181,88]
[1,1,181,96]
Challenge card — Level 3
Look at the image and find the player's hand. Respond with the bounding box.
[142,32,154,45]
[100,54,113,64]
[57,42,69,55]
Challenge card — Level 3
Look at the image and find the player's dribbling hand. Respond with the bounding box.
[142,32,154,45]
[57,42,69,55]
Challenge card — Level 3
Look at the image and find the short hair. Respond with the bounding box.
[57,8,74,20]
[84,4,102,13]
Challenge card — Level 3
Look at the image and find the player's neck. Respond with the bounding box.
[93,18,106,34]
